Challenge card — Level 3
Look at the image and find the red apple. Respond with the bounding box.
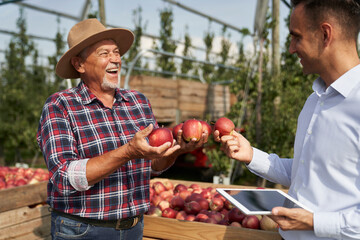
[182,119,203,142]
[209,197,224,211]
[228,208,245,223]
[163,180,174,191]
[162,208,177,218]
[153,181,166,195]
[260,215,279,231]
[159,190,174,202]
[148,127,173,147]
[208,211,223,223]
[197,198,210,210]
[172,123,183,139]
[184,201,202,215]
[15,178,27,186]
[200,120,212,134]
[224,200,234,210]
[179,190,192,201]
[158,200,170,211]
[242,215,260,229]
[185,214,196,221]
[185,193,204,203]
[0,178,6,189]
[230,221,242,227]
[151,195,162,207]
[200,189,212,200]
[204,218,218,224]
[147,206,162,217]
[170,196,185,211]
[214,193,227,202]
[149,187,155,201]
[176,210,187,220]
[174,184,188,194]
[195,213,209,222]
[217,219,229,225]
[214,117,235,137]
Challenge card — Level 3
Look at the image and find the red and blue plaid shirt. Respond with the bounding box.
[37,81,158,220]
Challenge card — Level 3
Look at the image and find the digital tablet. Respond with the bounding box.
[216,188,313,215]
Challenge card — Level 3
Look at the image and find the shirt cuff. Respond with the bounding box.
[314,212,340,238]
[68,159,92,192]
[247,147,270,171]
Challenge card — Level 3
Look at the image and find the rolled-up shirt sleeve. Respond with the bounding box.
[68,159,91,191]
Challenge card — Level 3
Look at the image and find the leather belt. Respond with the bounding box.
[50,208,142,230]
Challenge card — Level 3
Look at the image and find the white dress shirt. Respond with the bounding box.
[248,64,360,239]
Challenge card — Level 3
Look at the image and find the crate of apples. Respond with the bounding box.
[146,180,279,231]
[0,166,49,190]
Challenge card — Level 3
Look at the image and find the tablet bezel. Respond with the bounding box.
[216,188,313,215]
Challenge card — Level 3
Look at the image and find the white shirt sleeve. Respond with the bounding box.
[67,159,92,191]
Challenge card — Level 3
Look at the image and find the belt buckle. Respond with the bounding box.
[115,217,135,230]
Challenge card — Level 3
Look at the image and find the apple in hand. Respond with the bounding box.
[172,123,183,139]
[200,120,212,134]
[214,117,235,137]
[182,119,203,142]
[148,127,173,147]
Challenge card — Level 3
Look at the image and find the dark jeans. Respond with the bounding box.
[51,211,144,240]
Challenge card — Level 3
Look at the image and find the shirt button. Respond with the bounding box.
[320,101,324,106]
[307,129,312,134]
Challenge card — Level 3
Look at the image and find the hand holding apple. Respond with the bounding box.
[218,130,253,165]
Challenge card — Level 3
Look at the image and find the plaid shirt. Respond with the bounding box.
[37,81,157,220]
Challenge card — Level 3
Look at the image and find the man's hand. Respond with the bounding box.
[127,124,180,160]
[270,207,314,231]
[175,129,209,154]
[213,130,253,164]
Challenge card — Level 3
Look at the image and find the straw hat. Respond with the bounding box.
[55,18,134,79]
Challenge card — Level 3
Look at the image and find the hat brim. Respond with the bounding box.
[56,28,134,79]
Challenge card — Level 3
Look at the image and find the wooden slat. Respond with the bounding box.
[0,212,50,240]
[0,205,50,230]
[129,76,178,89]
[0,181,47,213]
[143,215,281,240]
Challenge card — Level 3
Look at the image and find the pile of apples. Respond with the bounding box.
[148,117,236,147]
[0,166,49,190]
[147,180,279,231]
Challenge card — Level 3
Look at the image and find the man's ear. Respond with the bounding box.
[321,23,332,47]
[71,57,85,74]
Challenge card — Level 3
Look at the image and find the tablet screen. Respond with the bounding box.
[225,189,301,211]
[217,189,311,215]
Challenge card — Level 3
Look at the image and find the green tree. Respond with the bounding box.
[180,25,193,77]
[155,7,177,77]
[202,22,215,82]
[47,16,66,89]
[124,6,147,75]
[0,8,43,164]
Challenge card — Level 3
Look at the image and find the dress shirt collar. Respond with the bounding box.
[313,64,360,98]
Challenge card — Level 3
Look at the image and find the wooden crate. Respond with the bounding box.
[122,75,232,124]
[0,181,50,240]
[145,178,282,240]
[0,179,282,240]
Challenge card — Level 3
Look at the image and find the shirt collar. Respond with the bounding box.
[313,64,360,98]
[76,81,129,105]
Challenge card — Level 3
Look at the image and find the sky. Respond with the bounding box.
[0,0,292,67]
